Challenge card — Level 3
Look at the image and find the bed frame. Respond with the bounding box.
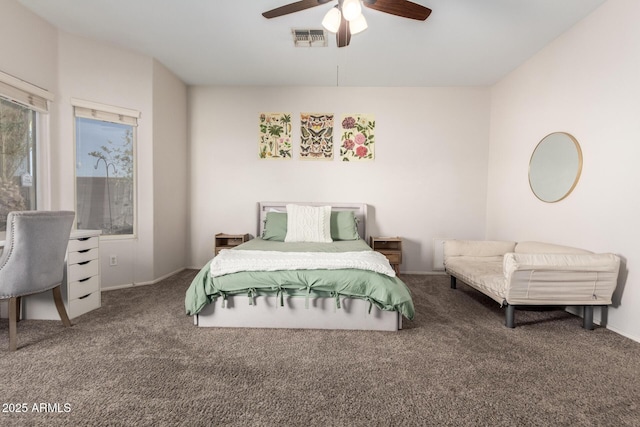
[194,202,402,331]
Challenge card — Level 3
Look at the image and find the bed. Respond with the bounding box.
[185,202,414,331]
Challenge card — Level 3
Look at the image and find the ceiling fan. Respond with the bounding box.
[262,0,432,48]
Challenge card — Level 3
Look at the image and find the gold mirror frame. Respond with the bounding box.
[529,132,583,203]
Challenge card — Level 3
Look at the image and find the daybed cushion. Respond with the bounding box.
[514,241,593,254]
[444,239,620,306]
[503,252,620,305]
[444,240,516,259]
[443,256,505,303]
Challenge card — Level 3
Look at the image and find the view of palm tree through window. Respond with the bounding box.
[76,117,134,236]
[0,98,36,231]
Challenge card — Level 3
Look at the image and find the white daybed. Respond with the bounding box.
[444,240,621,329]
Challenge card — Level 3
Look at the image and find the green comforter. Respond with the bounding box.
[185,238,415,320]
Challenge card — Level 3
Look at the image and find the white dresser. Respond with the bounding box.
[23,229,102,320]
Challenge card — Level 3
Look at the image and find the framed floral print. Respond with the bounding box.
[340,114,375,161]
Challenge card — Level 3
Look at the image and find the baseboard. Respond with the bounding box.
[102,268,186,292]
[565,306,640,344]
[604,324,640,344]
[529,302,640,344]
[401,270,447,275]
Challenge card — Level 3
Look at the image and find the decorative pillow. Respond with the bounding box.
[330,210,360,240]
[263,210,359,241]
[262,212,287,241]
[284,204,332,243]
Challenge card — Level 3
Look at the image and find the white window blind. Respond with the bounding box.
[0,70,53,113]
[72,98,140,126]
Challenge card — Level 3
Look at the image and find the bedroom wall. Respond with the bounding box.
[152,59,188,280]
[56,32,155,289]
[487,0,640,341]
[188,86,491,271]
[0,0,57,96]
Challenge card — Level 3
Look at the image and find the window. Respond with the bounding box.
[0,99,37,231]
[0,71,52,232]
[74,100,138,237]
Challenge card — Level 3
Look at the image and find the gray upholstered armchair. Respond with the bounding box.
[0,211,75,351]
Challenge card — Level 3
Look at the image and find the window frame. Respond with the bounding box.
[72,98,139,240]
[0,71,53,222]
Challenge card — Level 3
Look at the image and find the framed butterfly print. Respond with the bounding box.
[300,113,334,160]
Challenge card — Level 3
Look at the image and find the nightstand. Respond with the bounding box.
[370,236,402,275]
[214,233,250,256]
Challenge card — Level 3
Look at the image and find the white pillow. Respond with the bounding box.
[284,204,333,243]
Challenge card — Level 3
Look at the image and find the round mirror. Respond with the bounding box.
[529,132,583,203]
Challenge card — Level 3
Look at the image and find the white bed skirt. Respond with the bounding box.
[195,295,402,331]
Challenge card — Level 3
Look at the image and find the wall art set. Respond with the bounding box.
[259,112,375,161]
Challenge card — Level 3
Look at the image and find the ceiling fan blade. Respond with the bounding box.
[262,0,333,19]
[363,0,432,21]
[336,14,351,47]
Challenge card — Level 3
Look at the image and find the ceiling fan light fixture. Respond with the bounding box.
[341,0,362,21]
[322,6,341,33]
[349,13,368,35]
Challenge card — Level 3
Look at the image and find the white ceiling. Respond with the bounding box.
[18,0,606,87]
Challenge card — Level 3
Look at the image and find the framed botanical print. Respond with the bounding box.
[259,113,292,159]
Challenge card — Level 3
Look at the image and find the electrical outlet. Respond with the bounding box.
[109,255,118,266]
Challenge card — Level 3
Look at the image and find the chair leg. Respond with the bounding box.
[15,296,22,322]
[8,297,18,351]
[52,286,72,327]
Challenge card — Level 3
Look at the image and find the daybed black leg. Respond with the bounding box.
[583,306,594,330]
[450,276,457,289]
[505,305,515,328]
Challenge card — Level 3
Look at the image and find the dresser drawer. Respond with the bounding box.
[68,247,99,265]
[380,251,402,264]
[22,230,102,321]
[68,236,99,252]
[68,259,99,282]
[68,275,100,300]
[68,291,100,318]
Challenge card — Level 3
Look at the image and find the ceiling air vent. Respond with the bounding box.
[292,29,327,47]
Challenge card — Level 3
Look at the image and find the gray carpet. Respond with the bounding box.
[1,270,639,426]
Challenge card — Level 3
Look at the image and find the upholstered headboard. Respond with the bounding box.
[258,202,368,241]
